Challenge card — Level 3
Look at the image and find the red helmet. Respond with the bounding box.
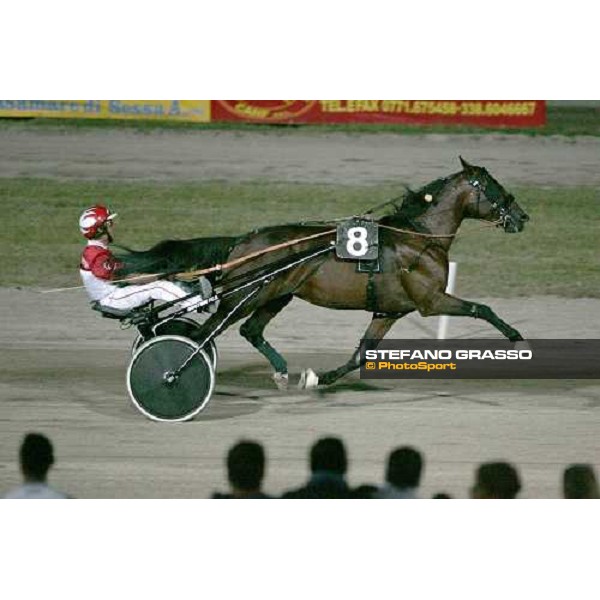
[79,205,117,239]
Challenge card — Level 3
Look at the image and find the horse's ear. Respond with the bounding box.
[459,156,474,172]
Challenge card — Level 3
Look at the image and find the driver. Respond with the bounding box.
[79,204,210,313]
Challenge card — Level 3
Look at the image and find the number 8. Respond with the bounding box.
[346,226,369,257]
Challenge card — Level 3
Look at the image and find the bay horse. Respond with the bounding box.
[115,157,529,388]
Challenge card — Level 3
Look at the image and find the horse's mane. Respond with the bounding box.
[380,174,458,229]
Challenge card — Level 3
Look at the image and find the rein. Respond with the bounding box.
[377,223,456,239]
[41,228,337,293]
[175,228,336,280]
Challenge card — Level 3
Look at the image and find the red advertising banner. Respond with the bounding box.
[212,100,545,128]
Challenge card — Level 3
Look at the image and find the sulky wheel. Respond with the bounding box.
[132,317,218,371]
[127,335,215,422]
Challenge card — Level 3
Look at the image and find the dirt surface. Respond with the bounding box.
[1,129,600,186]
[1,129,599,499]
[2,289,599,499]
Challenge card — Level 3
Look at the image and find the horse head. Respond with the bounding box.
[459,156,529,233]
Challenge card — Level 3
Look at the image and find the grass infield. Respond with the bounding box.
[2,178,598,297]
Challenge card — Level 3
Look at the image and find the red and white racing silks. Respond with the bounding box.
[79,240,121,301]
[80,240,199,311]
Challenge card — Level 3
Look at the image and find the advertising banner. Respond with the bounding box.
[0,100,210,122]
[212,100,545,127]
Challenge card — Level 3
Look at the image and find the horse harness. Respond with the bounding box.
[469,176,513,229]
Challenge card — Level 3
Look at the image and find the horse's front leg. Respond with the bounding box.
[301,311,413,388]
[239,295,294,389]
[418,292,524,341]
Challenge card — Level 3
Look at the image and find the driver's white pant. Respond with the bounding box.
[99,281,199,312]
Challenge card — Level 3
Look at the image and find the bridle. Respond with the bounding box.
[469,176,514,229]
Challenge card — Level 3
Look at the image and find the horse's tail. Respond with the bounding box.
[113,236,238,279]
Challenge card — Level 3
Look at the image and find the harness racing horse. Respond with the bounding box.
[116,157,529,389]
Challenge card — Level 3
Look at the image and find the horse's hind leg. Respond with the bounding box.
[419,293,524,341]
[314,311,412,387]
[239,294,294,389]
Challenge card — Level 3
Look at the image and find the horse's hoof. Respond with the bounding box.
[272,372,289,391]
[298,368,319,390]
[514,340,531,351]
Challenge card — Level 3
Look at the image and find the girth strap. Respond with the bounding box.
[366,270,377,313]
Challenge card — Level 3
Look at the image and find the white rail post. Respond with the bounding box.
[437,262,457,340]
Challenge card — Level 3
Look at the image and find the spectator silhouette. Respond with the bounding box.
[375,446,423,499]
[350,484,378,499]
[282,437,351,499]
[4,433,69,499]
[563,464,600,499]
[212,440,271,499]
[471,461,521,499]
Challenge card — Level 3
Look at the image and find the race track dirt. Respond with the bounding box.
[1,129,599,498]
[2,128,600,185]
